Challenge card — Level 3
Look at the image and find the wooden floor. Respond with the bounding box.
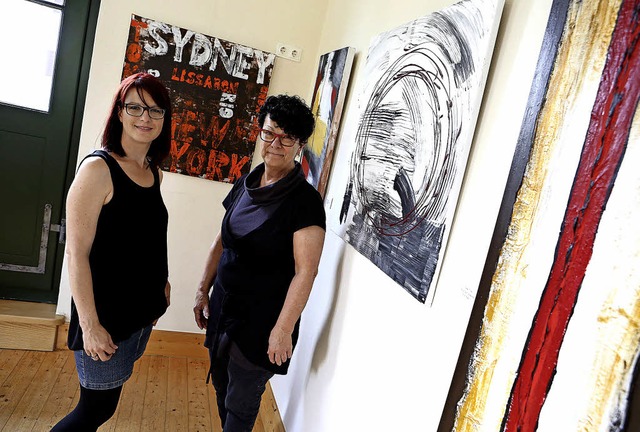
[0,348,284,432]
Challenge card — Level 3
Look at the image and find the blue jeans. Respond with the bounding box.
[210,337,274,432]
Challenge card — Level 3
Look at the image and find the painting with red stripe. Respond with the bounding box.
[301,47,355,199]
[452,0,640,431]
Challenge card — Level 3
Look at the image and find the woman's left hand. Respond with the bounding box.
[267,326,293,366]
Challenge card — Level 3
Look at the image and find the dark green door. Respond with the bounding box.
[0,0,99,303]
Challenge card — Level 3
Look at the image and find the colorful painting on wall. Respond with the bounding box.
[325,0,504,303]
[122,14,275,183]
[451,0,640,430]
[301,47,355,198]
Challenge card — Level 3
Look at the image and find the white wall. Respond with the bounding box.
[56,0,328,332]
[56,0,555,430]
[269,0,554,431]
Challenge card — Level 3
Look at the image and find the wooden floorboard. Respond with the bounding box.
[0,351,46,430]
[0,349,25,387]
[141,355,168,431]
[166,357,190,431]
[115,356,150,432]
[3,350,67,431]
[0,348,284,432]
[31,353,79,432]
[187,358,213,432]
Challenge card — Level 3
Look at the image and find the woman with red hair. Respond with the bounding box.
[53,72,172,431]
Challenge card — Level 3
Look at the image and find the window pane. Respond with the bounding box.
[44,0,65,5]
[0,0,62,112]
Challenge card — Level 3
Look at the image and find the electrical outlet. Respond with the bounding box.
[276,43,302,62]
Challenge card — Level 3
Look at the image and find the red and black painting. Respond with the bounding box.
[123,14,275,183]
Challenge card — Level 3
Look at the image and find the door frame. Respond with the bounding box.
[50,0,102,303]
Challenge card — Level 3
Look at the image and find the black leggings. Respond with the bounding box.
[51,385,122,431]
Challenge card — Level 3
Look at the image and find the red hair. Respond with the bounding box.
[102,73,172,168]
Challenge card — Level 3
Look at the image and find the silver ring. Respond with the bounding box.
[91,354,99,361]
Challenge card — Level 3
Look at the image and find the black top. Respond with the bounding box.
[205,162,326,374]
[68,150,169,350]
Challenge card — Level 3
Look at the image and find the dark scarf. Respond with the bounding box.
[244,162,305,204]
[229,162,305,237]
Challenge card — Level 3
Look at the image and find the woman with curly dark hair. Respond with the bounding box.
[53,72,172,431]
[193,94,326,432]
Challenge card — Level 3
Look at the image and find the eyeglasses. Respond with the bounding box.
[259,129,299,147]
[124,103,166,120]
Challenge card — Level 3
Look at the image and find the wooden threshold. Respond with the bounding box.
[0,299,65,351]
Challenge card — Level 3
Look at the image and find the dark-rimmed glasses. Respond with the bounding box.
[124,103,165,120]
[259,128,299,147]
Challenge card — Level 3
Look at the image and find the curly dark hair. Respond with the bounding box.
[258,95,315,143]
[101,73,172,168]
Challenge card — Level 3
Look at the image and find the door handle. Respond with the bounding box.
[51,218,66,244]
[0,203,64,274]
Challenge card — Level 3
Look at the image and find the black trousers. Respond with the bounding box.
[210,336,274,432]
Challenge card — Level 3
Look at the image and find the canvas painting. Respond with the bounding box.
[451,0,640,430]
[122,14,275,183]
[301,47,355,198]
[326,0,504,303]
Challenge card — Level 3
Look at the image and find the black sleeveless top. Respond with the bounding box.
[67,150,169,350]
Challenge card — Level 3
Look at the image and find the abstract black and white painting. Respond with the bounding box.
[327,0,504,303]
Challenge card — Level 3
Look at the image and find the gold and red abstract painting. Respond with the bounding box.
[301,47,355,198]
[453,0,640,430]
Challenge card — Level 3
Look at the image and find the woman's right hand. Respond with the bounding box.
[83,324,118,362]
[193,290,210,330]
